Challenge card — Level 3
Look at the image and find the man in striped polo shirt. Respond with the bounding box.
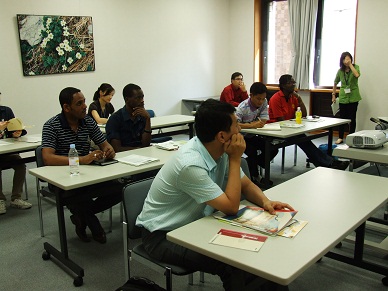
[41,87,122,244]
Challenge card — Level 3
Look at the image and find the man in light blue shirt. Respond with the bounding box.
[136,99,293,290]
[236,82,279,185]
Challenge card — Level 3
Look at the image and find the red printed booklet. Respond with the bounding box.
[209,229,267,252]
[213,206,298,236]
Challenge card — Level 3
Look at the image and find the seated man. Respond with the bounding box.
[106,83,151,153]
[42,87,122,244]
[269,74,349,170]
[220,72,248,107]
[236,82,278,185]
[0,100,31,214]
[136,99,293,290]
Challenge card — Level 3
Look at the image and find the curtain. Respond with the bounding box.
[288,0,318,89]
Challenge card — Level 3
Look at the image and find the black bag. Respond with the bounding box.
[115,277,166,291]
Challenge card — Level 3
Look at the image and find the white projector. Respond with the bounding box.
[346,130,388,149]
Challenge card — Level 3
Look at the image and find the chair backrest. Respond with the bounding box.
[123,177,154,239]
[35,145,45,168]
[146,109,156,118]
[240,157,250,179]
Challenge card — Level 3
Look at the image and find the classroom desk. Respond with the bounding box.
[333,143,388,172]
[28,146,176,286]
[0,134,41,158]
[99,114,195,138]
[167,167,388,286]
[241,117,350,187]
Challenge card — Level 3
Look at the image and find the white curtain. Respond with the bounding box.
[288,0,318,89]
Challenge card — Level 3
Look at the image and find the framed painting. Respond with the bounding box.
[16,14,95,76]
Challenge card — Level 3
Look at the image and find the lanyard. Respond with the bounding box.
[344,71,350,86]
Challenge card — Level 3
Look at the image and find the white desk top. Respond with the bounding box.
[28,146,176,190]
[0,133,42,155]
[333,143,388,164]
[241,117,350,138]
[150,114,194,129]
[167,167,388,285]
[98,114,194,134]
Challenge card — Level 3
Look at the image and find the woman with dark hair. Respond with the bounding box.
[88,83,115,124]
[332,52,361,144]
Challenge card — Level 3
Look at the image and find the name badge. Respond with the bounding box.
[344,88,351,94]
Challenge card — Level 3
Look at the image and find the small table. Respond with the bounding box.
[28,146,176,286]
[241,117,350,187]
[181,96,220,115]
[167,167,388,286]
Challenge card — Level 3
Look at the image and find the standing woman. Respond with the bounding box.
[332,52,361,144]
[88,83,115,124]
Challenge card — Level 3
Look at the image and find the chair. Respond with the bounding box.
[146,109,173,143]
[122,178,204,291]
[35,146,115,237]
[281,144,298,174]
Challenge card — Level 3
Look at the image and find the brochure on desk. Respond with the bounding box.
[209,228,267,252]
[213,206,298,236]
[116,154,159,166]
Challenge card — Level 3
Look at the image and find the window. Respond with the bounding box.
[256,0,357,88]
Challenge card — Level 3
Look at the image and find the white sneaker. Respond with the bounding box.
[0,200,6,214]
[10,199,32,210]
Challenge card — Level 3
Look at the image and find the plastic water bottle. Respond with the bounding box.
[295,107,302,124]
[68,144,79,176]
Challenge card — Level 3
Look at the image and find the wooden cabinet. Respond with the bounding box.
[309,89,339,117]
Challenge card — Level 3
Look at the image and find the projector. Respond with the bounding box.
[346,130,388,149]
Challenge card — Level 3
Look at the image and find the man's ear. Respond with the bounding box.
[63,104,71,113]
[216,131,226,144]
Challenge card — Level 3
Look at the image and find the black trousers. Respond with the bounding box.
[244,135,279,178]
[338,102,359,139]
[49,180,123,217]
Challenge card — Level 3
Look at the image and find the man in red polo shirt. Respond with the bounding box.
[220,72,249,107]
[269,74,349,170]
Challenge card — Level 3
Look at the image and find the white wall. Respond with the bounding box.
[0,0,255,134]
[355,0,388,130]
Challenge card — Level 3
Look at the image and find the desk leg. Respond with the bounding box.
[325,221,388,286]
[327,128,333,156]
[263,139,271,188]
[188,123,194,139]
[354,222,365,262]
[42,190,84,286]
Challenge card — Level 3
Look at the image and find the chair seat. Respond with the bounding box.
[133,244,196,276]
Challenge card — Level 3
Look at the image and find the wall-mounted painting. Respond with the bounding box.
[16,14,95,76]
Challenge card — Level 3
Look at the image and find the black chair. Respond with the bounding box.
[146,109,173,143]
[122,178,204,291]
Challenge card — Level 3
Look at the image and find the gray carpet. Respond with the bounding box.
[1,136,388,290]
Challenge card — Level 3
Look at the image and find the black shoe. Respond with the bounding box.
[331,160,350,171]
[70,214,91,242]
[86,213,107,244]
[92,231,107,244]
